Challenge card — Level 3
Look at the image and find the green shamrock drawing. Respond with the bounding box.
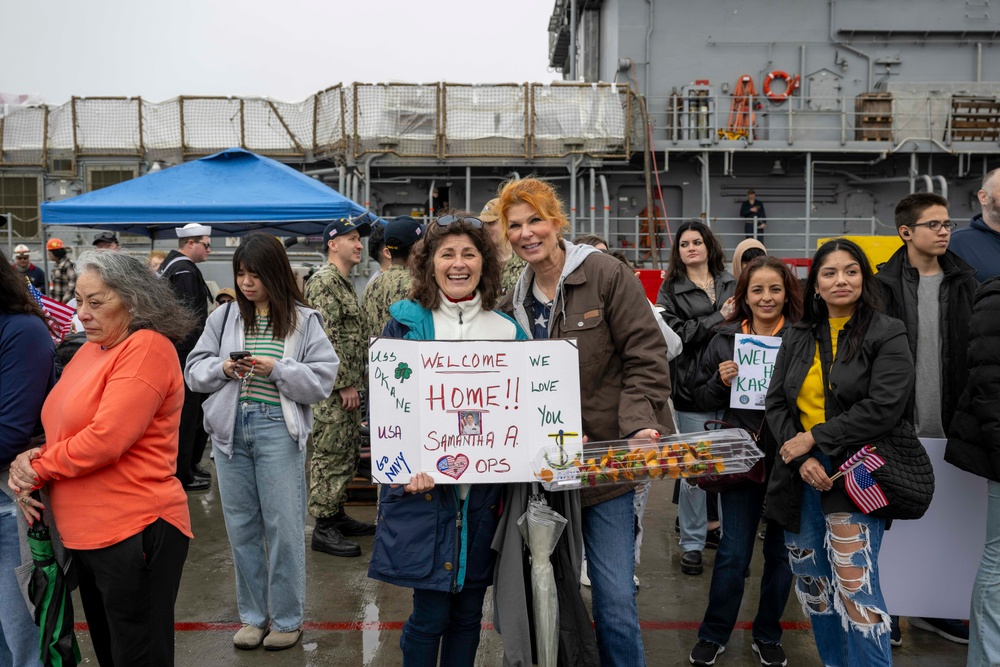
[394,362,412,383]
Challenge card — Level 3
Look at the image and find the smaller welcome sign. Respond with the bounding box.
[729,335,782,411]
[368,338,583,484]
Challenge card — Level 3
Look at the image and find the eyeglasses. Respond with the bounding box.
[910,220,957,232]
[437,215,483,229]
[14,254,29,259]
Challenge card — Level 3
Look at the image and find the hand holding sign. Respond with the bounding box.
[730,335,782,410]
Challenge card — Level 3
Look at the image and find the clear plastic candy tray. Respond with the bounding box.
[531,429,763,490]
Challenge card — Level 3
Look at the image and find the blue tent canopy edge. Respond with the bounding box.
[40,148,374,237]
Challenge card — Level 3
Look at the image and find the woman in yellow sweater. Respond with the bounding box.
[763,238,914,667]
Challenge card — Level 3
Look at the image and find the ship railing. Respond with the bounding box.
[649,90,1000,150]
[0,82,638,167]
[571,215,888,269]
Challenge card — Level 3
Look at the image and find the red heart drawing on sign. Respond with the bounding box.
[436,453,470,480]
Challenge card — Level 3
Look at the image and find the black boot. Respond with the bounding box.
[331,509,376,537]
[311,517,361,557]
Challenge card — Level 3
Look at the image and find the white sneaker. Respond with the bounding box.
[581,559,591,587]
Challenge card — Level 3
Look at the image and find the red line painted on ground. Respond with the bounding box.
[74,620,812,632]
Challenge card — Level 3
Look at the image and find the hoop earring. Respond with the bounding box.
[814,292,822,300]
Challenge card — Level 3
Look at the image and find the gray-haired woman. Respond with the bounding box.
[8,250,196,667]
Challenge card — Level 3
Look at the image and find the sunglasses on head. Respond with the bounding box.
[437,215,483,229]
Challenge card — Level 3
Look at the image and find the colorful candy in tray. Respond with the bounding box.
[532,429,763,490]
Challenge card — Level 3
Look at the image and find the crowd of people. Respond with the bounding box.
[2,168,1000,666]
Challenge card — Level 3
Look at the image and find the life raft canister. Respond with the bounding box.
[763,71,800,102]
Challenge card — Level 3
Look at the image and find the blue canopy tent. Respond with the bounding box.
[41,148,373,238]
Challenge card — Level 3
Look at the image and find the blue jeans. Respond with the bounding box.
[216,401,307,633]
[785,455,891,667]
[0,496,41,667]
[676,410,722,552]
[399,587,487,666]
[699,484,792,647]
[969,479,1000,667]
[582,489,644,667]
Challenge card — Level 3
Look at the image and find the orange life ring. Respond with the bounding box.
[763,71,799,102]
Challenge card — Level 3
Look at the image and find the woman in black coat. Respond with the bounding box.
[656,221,736,575]
[945,276,1000,666]
[687,256,800,667]
[764,239,913,666]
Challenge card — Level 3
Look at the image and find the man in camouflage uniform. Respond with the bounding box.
[359,216,423,342]
[306,216,374,557]
[480,198,526,295]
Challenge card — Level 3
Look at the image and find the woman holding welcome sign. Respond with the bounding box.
[687,255,801,667]
[764,238,913,666]
[497,178,674,667]
[367,212,526,666]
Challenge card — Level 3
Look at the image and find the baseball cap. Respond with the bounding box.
[47,238,65,250]
[323,215,372,244]
[479,198,501,223]
[93,231,119,246]
[384,216,424,251]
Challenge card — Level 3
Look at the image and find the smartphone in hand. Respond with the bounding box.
[230,351,251,361]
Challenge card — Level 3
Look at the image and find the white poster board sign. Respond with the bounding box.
[730,335,782,411]
[368,338,583,484]
[879,438,987,618]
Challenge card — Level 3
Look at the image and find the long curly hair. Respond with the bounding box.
[408,211,503,311]
[76,250,196,343]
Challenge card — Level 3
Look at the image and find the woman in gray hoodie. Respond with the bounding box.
[186,234,338,652]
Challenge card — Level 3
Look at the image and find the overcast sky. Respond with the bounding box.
[2,0,558,105]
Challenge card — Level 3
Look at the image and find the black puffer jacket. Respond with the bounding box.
[693,321,788,483]
[657,272,736,411]
[875,247,977,433]
[764,312,914,533]
[945,277,1000,482]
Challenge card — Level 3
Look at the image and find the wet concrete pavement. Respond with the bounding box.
[71,467,969,666]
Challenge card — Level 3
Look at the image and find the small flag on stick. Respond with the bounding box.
[27,282,75,345]
[832,445,888,514]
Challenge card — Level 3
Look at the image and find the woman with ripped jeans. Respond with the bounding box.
[763,239,914,666]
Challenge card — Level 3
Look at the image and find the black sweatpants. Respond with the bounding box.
[73,519,189,666]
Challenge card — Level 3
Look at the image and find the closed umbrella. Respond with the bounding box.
[517,494,567,667]
[26,511,80,667]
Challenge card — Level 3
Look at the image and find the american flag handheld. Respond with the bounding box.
[831,445,889,514]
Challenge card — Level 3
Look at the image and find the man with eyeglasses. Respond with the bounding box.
[950,167,1000,283]
[12,244,46,293]
[159,223,214,492]
[876,192,978,648]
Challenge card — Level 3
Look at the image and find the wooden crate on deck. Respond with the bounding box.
[855,93,893,141]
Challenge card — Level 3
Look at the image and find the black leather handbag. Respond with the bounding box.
[864,420,935,520]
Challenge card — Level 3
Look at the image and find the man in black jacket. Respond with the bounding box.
[876,192,977,646]
[945,277,1000,665]
[159,223,214,491]
[739,190,766,240]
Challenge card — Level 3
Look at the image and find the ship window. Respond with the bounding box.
[86,166,137,192]
[0,174,41,238]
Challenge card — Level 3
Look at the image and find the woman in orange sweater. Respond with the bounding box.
[8,250,196,667]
